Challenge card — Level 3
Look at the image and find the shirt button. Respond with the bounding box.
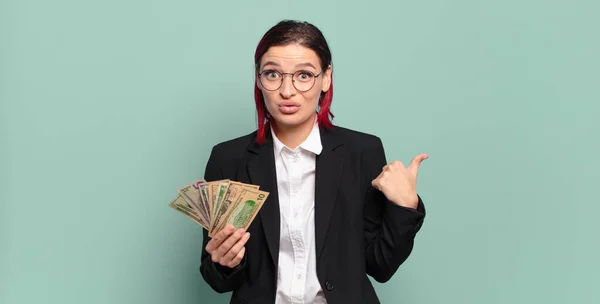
[325,281,334,291]
[292,188,298,194]
[297,274,302,279]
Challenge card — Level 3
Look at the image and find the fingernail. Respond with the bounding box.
[245,232,250,238]
[238,228,245,234]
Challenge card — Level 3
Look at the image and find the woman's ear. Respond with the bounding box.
[255,71,261,90]
[322,64,332,92]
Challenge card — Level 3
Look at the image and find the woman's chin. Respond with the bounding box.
[272,113,313,129]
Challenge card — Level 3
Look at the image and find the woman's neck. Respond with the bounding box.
[271,114,317,149]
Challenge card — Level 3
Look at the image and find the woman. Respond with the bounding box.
[200,20,428,304]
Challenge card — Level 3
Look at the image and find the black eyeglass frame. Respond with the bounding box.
[257,69,325,92]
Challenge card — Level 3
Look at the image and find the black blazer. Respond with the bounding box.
[199,125,426,304]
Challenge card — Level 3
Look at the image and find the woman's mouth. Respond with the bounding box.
[279,102,300,114]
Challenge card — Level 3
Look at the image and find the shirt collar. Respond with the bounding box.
[271,118,323,156]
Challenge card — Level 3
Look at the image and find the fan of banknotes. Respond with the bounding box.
[168,179,269,237]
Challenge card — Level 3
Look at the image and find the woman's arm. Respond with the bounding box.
[199,145,247,293]
[362,136,426,283]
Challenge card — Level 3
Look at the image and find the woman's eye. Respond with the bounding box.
[297,72,313,80]
[267,71,279,78]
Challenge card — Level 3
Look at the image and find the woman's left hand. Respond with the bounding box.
[371,154,429,209]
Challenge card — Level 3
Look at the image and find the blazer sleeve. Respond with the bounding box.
[362,136,426,283]
[198,145,247,293]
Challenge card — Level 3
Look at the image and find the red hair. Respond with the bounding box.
[253,20,334,144]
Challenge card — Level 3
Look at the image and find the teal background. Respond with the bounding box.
[2,0,599,303]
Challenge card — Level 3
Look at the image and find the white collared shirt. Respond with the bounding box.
[271,120,327,304]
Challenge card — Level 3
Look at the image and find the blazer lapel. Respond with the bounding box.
[315,126,344,260]
[246,131,280,268]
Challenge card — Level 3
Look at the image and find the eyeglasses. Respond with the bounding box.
[258,69,324,92]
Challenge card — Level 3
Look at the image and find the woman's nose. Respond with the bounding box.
[279,75,296,98]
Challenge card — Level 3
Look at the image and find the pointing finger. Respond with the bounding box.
[408,154,429,175]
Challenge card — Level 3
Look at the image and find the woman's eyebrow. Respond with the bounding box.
[262,61,280,68]
[261,61,317,70]
[295,62,317,70]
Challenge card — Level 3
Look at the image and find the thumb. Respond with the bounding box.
[408,153,429,175]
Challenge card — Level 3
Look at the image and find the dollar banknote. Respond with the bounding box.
[210,189,269,235]
[207,179,230,221]
[169,178,267,237]
[210,180,232,228]
[198,182,211,223]
[177,179,209,228]
[209,181,259,237]
[168,195,208,229]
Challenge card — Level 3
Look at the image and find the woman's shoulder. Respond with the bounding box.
[208,125,385,155]
[329,125,384,150]
[205,131,257,171]
[211,130,258,153]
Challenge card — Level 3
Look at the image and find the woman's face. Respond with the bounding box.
[257,43,331,130]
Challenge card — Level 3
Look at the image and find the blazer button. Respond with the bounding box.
[325,281,334,291]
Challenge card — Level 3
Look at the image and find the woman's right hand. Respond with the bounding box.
[205,225,250,269]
